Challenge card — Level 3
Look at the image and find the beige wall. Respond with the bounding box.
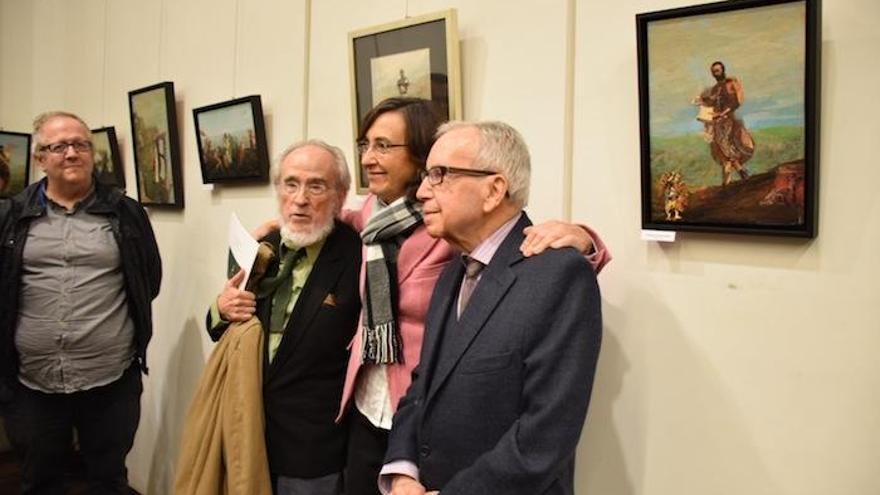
[1,0,878,494]
[574,1,880,494]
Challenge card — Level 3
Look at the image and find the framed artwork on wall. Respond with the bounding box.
[637,0,820,237]
[128,81,184,209]
[91,126,125,188]
[349,9,462,193]
[193,95,270,184]
[0,130,31,199]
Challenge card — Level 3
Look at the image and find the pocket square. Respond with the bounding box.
[322,293,338,307]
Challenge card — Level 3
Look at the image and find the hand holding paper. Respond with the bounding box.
[228,213,260,290]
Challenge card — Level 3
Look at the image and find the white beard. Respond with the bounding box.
[279,215,335,250]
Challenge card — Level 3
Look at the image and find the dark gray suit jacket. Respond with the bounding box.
[385,213,602,494]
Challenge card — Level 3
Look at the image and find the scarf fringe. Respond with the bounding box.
[362,321,401,364]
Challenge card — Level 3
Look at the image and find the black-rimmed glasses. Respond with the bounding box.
[423,166,498,186]
[39,141,93,154]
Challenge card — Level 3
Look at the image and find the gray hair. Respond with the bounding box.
[31,111,92,156]
[272,139,351,199]
[435,120,531,207]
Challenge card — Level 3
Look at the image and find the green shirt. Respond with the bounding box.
[209,238,326,362]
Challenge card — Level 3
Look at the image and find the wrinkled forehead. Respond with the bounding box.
[280,146,337,182]
[428,127,480,166]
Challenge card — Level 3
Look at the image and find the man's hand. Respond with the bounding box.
[252,218,280,240]
[390,475,427,495]
[521,220,594,257]
[217,270,257,322]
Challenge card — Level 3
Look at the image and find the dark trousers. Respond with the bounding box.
[3,364,142,495]
[344,407,388,495]
[275,472,343,495]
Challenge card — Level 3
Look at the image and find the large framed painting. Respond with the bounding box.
[128,81,184,208]
[91,126,125,188]
[349,9,462,193]
[0,130,31,199]
[193,95,270,184]
[637,0,820,237]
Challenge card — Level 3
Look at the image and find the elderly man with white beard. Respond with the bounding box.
[207,140,363,494]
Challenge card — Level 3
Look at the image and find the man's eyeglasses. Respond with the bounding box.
[39,141,93,154]
[423,166,499,186]
[356,140,407,156]
[280,180,330,197]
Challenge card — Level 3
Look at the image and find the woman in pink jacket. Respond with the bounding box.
[336,98,610,495]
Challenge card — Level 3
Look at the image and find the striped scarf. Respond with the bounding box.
[360,196,423,364]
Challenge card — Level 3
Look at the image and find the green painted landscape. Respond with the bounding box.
[649,125,807,226]
[650,126,803,188]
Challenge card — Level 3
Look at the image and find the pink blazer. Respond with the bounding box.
[336,197,612,421]
[337,196,455,421]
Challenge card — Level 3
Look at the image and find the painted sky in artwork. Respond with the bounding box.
[92,131,111,153]
[198,102,254,138]
[132,87,170,136]
[648,1,806,137]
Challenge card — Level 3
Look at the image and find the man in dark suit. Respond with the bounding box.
[209,140,362,494]
[382,121,602,495]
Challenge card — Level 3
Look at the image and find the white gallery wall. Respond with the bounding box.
[1,0,878,494]
[573,1,880,494]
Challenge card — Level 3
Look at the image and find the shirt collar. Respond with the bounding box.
[280,235,326,265]
[39,181,96,214]
[466,211,523,267]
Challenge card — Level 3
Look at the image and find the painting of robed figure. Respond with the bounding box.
[637,0,820,237]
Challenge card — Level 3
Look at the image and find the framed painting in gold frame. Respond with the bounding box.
[349,9,462,193]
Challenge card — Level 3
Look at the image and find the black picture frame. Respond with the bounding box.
[91,126,125,188]
[349,9,462,193]
[0,130,31,199]
[637,0,820,237]
[193,95,270,184]
[128,81,184,209]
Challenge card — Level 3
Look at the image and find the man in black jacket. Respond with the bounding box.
[208,140,362,494]
[0,111,162,493]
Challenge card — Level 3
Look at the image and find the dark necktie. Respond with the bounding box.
[458,256,485,318]
[258,247,306,334]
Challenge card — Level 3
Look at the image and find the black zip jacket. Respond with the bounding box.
[0,178,162,399]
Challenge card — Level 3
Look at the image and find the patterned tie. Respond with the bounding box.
[458,255,485,318]
[258,247,306,334]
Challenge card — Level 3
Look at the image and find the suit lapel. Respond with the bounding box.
[265,223,344,380]
[425,214,530,405]
[418,260,464,395]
